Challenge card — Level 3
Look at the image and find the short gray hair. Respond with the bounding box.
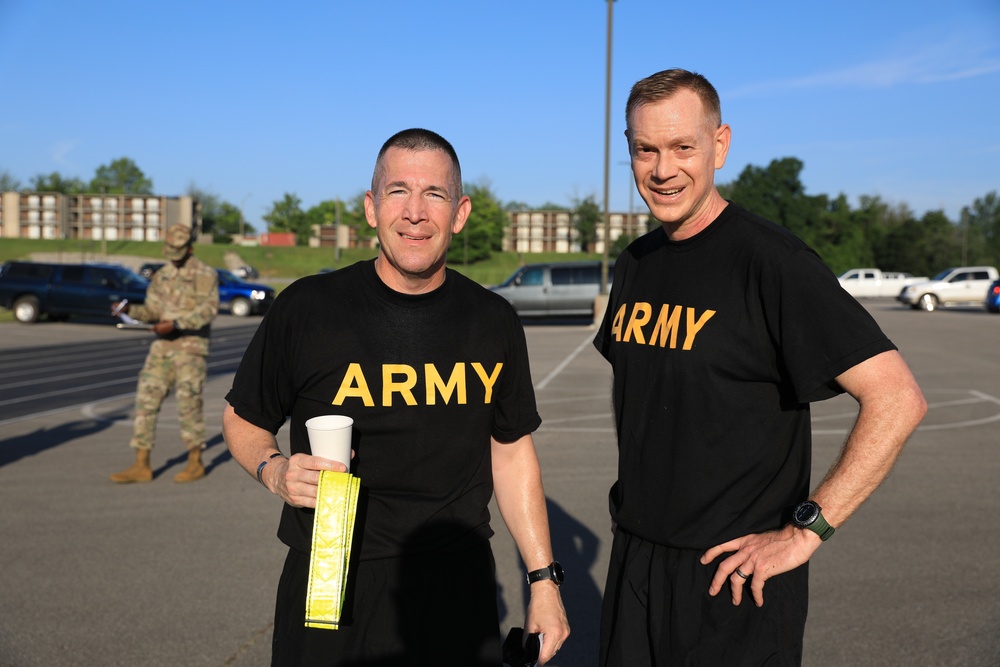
[371,128,463,197]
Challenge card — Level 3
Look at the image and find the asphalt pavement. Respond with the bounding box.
[1,304,998,666]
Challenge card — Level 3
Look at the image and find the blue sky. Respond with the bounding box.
[1,0,998,229]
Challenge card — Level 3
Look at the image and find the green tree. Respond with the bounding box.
[573,195,601,252]
[961,191,1000,265]
[303,199,340,240]
[0,169,21,192]
[29,172,87,193]
[212,202,245,242]
[346,192,376,242]
[263,193,308,245]
[303,194,375,249]
[448,182,507,264]
[186,185,249,243]
[808,194,868,273]
[720,157,825,243]
[870,202,917,273]
[877,210,962,278]
[611,233,636,257]
[90,157,153,194]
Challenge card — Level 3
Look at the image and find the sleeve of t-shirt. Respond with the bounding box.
[764,248,897,404]
[491,305,543,443]
[593,250,631,360]
[224,290,297,434]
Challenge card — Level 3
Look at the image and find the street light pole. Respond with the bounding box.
[619,158,634,232]
[239,193,252,242]
[334,199,342,263]
[600,0,614,296]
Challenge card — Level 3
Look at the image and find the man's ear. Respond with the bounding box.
[714,124,731,170]
[363,191,377,229]
[451,196,472,235]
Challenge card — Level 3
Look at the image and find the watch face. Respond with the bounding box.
[794,502,819,525]
[551,561,565,584]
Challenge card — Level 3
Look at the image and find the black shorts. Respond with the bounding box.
[600,528,808,667]
[272,543,502,666]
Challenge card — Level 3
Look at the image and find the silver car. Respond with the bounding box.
[897,266,1000,311]
[490,261,612,317]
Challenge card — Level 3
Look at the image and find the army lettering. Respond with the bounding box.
[331,362,503,407]
[610,302,715,350]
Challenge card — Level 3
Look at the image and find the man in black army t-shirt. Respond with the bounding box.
[594,68,927,666]
[224,128,569,666]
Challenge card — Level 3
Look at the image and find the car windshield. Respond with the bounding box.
[218,269,239,283]
[499,269,527,287]
[931,268,955,281]
[118,268,149,287]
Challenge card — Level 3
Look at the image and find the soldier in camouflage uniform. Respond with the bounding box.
[110,224,220,483]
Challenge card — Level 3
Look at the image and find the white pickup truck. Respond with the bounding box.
[837,269,927,298]
[897,266,1000,311]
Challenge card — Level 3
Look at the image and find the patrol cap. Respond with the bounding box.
[162,224,193,260]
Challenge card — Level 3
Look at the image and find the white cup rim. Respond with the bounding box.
[305,415,354,430]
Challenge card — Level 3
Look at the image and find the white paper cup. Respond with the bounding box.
[304,415,353,468]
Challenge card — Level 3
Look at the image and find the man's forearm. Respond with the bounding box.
[491,435,554,570]
[177,290,219,330]
[222,403,281,483]
[811,350,926,527]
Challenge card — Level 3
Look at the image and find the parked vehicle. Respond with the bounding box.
[837,268,927,298]
[490,261,612,317]
[0,261,148,323]
[216,268,275,317]
[897,266,1000,311]
[133,263,274,317]
[136,264,274,317]
[986,279,1000,313]
[231,265,259,279]
[139,262,163,280]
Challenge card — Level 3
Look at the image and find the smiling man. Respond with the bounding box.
[364,140,468,292]
[593,69,926,666]
[223,129,569,666]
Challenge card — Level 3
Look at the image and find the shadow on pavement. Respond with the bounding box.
[151,432,231,478]
[526,497,605,662]
[0,412,126,468]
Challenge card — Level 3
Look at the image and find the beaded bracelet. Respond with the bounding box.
[256,452,284,486]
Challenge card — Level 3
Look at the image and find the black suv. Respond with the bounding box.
[0,261,148,323]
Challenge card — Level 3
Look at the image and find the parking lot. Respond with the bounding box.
[1,302,998,666]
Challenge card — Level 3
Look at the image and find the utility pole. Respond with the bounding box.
[600,0,614,296]
[239,193,252,242]
[334,199,342,263]
[100,184,108,257]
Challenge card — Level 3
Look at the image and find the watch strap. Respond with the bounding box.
[794,500,836,541]
[526,562,563,586]
[807,512,836,541]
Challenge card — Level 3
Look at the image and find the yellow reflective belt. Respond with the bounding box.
[305,471,361,630]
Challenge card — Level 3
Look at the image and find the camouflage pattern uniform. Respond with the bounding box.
[128,252,219,452]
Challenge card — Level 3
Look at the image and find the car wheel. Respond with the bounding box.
[918,293,939,312]
[230,297,252,317]
[13,295,41,323]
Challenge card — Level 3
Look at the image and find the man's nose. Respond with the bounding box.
[651,154,678,181]
[401,194,427,222]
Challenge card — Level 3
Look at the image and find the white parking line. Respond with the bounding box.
[812,389,1000,435]
[534,332,595,391]
[0,392,136,428]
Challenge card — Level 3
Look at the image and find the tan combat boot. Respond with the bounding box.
[173,447,205,483]
[110,449,153,483]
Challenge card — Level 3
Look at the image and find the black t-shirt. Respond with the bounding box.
[227,260,541,559]
[593,203,895,549]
